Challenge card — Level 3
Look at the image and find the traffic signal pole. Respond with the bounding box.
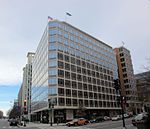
[114,79,126,129]
[120,96,126,129]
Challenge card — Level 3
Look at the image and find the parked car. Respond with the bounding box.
[104,116,111,121]
[90,117,105,123]
[123,114,129,118]
[66,118,89,126]
[132,113,148,126]
[9,118,19,126]
[111,115,121,121]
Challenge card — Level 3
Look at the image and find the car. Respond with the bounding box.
[9,118,19,126]
[66,118,89,126]
[111,115,121,121]
[104,116,111,120]
[90,116,105,123]
[132,113,148,126]
[123,114,129,118]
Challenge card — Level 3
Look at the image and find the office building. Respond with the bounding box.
[31,19,120,123]
[135,71,150,112]
[114,46,141,114]
[18,52,35,120]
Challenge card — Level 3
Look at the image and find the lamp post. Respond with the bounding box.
[48,99,55,126]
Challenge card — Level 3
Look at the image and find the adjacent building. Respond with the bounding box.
[31,19,120,123]
[18,52,35,120]
[135,71,150,112]
[114,46,141,114]
[0,111,3,118]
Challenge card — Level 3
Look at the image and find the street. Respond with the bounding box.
[0,118,137,129]
[0,119,38,129]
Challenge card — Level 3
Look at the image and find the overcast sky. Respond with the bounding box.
[0,0,150,115]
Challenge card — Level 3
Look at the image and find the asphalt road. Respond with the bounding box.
[84,118,137,129]
[0,119,39,129]
[0,118,137,129]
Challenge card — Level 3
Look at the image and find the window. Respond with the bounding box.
[72,90,77,97]
[58,61,64,68]
[120,53,124,57]
[88,85,92,91]
[73,99,77,106]
[82,68,86,75]
[65,80,71,88]
[65,55,70,62]
[66,89,71,97]
[82,61,86,67]
[49,87,57,95]
[71,57,75,64]
[66,98,71,106]
[49,51,57,59]
[65,63,70,70]
[72,81,77,89]
[78,82,82,89]
[58,53,63,60]
[49,78,57,85]
[77,74,82,81]
[58,98,64,106]
[84,100,88,107]
[65,71,70,79]
[49,29,58,35]
[84,92,88,98]
[78,91,83,98]
[83,84,87,90]
[58,88,64,96]
[49,69,57,76]
[49,60,57,67]
[49,36,57,43]
[58,69,64,77]
[58,78,64,86]
[83,76,87,82]
[71,73,76,80]
[76,59,81,65]
[71,65,76,72]
[77,67,81,73]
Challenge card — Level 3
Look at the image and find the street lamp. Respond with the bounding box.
[48,98,55,126]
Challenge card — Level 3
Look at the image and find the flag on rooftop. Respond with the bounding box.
[48,16,53,21]
[66,12,72,16]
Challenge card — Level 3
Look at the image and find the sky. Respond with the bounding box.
[0,0,150,116]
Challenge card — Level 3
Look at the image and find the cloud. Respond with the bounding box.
[0,59,22,85]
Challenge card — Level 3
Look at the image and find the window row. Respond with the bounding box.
[58,98,119,107]
[58,88,116,99]
[58,79,115,93]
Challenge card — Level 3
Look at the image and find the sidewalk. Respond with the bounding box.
[25,122,90,129]
[26,122,67,129]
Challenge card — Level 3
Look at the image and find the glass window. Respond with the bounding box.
[49,87,57,95]
[49,29,58,35]
[49,51,57,59]
[58,61,64,68]
[58,53,63,60]
[49,78,57,85]
[49,43,57,50]
[58,69,64,77]
[49,36,57,43]
[49,69,57,76]
[49,22,59,27]
[49,60,57,67]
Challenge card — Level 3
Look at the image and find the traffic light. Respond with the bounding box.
[24,100,28,114]
[113,79,120,91]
